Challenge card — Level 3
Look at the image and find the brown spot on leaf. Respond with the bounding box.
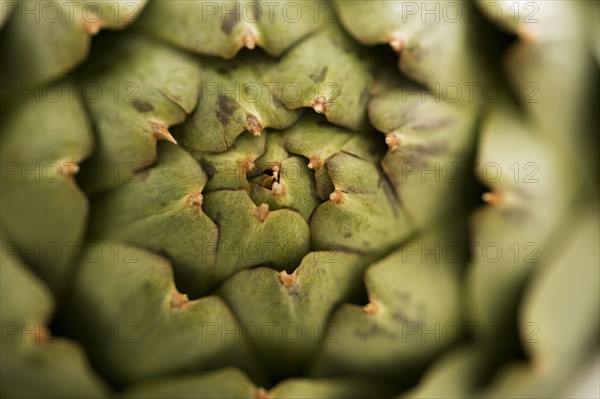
[136,169,151,182]
[311,67,328,83]
[410,117,454,131]
[199,160,218,179]
[220,9,240,35]
[392,310,410,323]
[216,94,239,126]
[132,100,154,113]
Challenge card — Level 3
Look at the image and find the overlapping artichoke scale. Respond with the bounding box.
[466,104,577,335]
[0,82,93,296]
[0,0,148,85]
[64,241,267,387]
[136,0,324,58]
[308,222,469,384]
[0,228,110,398]
[77,32,201,194]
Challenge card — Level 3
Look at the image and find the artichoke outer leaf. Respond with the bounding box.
[466,104,576,332]
[0,0,147,85]
[264,25,374,131]
[78,33,201,193]
[89,142,219,297]
[0,231,110,398]
[369,85,479,231]
[336,0,485,91]
[219,251,368,377]
[120,368,256,399]
[182,56,300,153]
[400,345,497,399]
[519,210,600,375]
[309,223,468,382]
[202,190,310,285]
[310,151,413,256]
[136,0,323,58]
[0,82,93,294]
[66,241,266,387]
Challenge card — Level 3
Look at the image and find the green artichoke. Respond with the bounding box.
[1,1,598,398]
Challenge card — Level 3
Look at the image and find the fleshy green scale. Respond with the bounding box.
[202,190,310,285]
[309,223,468,382]
[309,147,414,255]
[369,81,479,230]
[468,208,599,398]
[465,105,576,334]
[477,0,597,187]
[182,56,300,153]
[335,1,484,91]
[122,367,395,399]
[264,25,374,131]
[400,346,496,399]
[0,82,93,295]
[88,142,218,296]
[219,251,368,378]
[66,241,266,387]
[0,228,110,398]
[519,209,599,381]
[121,368,256,399]
[137,0,323,58]
[77,33,201,193]
[0,0,147,85]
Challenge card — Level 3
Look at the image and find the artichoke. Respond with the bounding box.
[1,1,598,398]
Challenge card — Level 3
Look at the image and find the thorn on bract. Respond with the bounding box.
[242,30,257,50]
[517,27,536,43]
[308,157,322,170]
[246,114,263,136]
[59,161,80,179]
[482,191,503,207]
[363,300,379,315]
[389,32,408,53]
[271,164,280,181]
[278,271,296,289]
[255,387,270,399]
[35,327,51,344]
[84,20,102,35]
[188,193,203,208]
[241,159,255,172]
[170,292,189,308]
[271,181,285,196]
[385,133,401,151]
[329,190,344,204]
[255,203,270,222]
[151,121,177,144]
[311,96,328,114]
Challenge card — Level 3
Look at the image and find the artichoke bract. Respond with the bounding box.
[0,1,598,398]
